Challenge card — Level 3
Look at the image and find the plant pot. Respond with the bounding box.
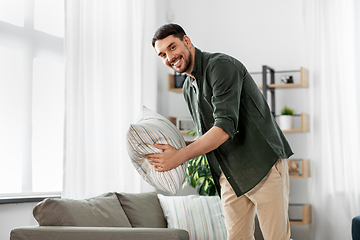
[278,115,294,130]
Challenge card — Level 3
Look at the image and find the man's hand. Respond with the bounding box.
[147,126,230,172]
[146,144,186,172]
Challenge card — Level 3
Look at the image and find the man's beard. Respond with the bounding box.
[174,45,192,74]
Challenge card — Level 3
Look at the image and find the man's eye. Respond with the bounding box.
[171,46,175,50]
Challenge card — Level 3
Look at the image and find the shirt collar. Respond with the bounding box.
[190,47,203,80]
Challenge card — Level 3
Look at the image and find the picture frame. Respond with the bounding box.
[176,118,195,132]
[287,159,302,175]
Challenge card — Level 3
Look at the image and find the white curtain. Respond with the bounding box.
[304,0,360,239]
[63,0,157,199]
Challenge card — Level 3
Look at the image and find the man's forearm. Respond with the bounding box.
[180,126,230,162]
[147,126,230,172]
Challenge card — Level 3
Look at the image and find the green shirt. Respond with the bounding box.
[183,48,293,197]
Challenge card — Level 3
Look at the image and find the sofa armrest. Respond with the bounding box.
[10,226,189,240]
[352,216,360,240]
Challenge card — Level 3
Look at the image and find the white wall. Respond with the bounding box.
[0,202,38,240]
[155,0,307,115]
[154,0,311,239]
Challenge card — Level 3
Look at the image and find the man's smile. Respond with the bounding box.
[172,57,182,67]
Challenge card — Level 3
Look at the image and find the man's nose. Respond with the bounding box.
[166,53,174,65]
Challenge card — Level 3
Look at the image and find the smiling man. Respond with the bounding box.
[149,23,293,240]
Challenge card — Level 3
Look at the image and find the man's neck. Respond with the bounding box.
[185,45,196,79]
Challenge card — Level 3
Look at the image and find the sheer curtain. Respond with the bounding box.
[63,0,157,199]
[304,0,360,239]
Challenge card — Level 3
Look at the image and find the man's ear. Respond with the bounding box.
[183,35,192,47]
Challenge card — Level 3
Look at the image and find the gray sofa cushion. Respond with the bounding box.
[116,192,167,228]
[10,226,190,240]
[33,192,132,227]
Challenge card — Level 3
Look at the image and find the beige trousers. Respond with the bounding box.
[219,159,291,240]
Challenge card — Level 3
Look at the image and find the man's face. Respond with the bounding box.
[154,35,193,74]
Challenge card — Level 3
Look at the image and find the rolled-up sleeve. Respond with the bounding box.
[209,59,243,139]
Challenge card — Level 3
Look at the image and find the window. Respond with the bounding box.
[0,0,64,198]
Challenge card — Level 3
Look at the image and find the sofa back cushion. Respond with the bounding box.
[33,192,132,227]
[157,194,227,240]
[116,192,167,228]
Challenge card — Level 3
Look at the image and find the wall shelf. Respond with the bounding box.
[289,204,311,225]
[167,116,177,125]
[287,159,310,178]
[279,113,309,133]
[257,67,309,89]
[258,66,312,227]
[168,74,183,92]
[167,116,193,135]
[269,67,309,88]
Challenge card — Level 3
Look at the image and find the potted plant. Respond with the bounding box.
[279,105,294,130]
[182,131,217,196]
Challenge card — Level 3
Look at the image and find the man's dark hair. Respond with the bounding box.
[152,23,186,47]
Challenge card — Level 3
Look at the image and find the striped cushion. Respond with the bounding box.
[126,106,187,194]
[157,194,227,240]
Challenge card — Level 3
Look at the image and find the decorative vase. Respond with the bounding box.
[279,115,294,130]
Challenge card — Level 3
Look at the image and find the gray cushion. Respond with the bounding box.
[116,192,167,228]
[33,192,132,227]
[10,226,190,240]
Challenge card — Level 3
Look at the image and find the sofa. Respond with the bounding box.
[10,191,264,240]
[10,192,188,240]
[353,215,360,240]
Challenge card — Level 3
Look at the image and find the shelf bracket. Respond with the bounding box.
[262,65,276,117]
